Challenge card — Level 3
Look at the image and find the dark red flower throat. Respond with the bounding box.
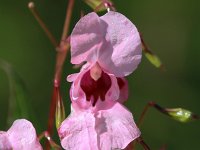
[80,71,111,106]
[80,69,125,106]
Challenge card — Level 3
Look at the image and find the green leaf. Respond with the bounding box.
[0,59,30,125]
[144,51,163,68]
[166,108,198,123]
[83,0,112,12]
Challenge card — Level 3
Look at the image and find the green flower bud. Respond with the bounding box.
[166,108,198,123]
[55,89,65,129]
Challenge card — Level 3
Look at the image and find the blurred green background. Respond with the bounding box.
[0,0,200,149]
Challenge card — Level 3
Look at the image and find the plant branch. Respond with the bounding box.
[61,0,75,41]
[46,0,75,148]
[138,101,156,127]
[137,137,151,150]
[28,2,58,47]
[38,131,62,150]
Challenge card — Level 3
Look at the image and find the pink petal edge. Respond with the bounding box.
[70,11,142,77]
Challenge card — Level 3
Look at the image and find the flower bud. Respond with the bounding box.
[165,108,199,123]
[55,88,65,129]
[83,0,107,12]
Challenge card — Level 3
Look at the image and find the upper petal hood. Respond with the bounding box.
[70,12,106,64]
[70,11,142,77]
[98,11,142,77]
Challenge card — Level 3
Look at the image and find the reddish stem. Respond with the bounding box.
[47,86,59,135]
[46,0,75,149]
[138,101,156,127]
[28,2,58,48]
[137,137,151,150]
[38,131,62,150]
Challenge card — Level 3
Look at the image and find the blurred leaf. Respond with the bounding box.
[55,87,65,129]
[0,59,30,125]
[83,0,111,12]
[144,52,162,68]
[166,108,199,123]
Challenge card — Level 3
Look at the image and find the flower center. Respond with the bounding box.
[80,70,111,106]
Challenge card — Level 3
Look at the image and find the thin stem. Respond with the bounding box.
[140,33,152,54]
[61,0,75,41]
[46,1,75,149]
[94,2,104,12]
[138,101,155,127]
[132,102,155,150]
[140,33,165,71]
[54,0,75,82]
[137,137,151,150]
[38,131,62,150]
[28,2,58,47]
[54,42,70,84]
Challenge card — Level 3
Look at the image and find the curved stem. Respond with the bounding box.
[138,101,155,127]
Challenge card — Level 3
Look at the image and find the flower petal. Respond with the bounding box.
[67,63,91,82]
[99,11,142,77]
[117,78,129,103]
[7,119,42,150]
[71,12,106,64]
[96,102,140,149]
[0,131,12,150]
[58,109,98,150]
[105,74,120,101]
[69,68,93,110]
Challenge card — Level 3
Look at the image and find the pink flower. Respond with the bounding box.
[58,11,142,150]
[0,119,42,150]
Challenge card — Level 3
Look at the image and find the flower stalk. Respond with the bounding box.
[28,1,75,149]
[38,131,62,150]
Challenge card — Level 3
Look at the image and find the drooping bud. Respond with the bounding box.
[138,102,199,127]
[140,34,164,70]
[165,108,199,123]
[55,87,65,129]
[144,52,162,68]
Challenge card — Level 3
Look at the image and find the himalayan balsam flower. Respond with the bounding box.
[0,119,42,150]
[58,11,142,150]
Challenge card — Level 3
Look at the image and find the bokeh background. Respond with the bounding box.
[0,0,200,149]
